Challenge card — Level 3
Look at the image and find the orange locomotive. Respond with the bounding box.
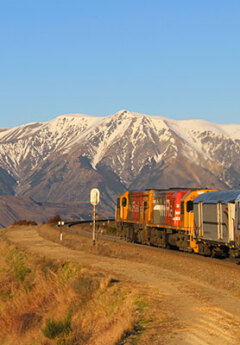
[116,188,215,253]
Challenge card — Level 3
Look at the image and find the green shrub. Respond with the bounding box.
[42,313,72,339]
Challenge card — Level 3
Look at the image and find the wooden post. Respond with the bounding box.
[93,204,96,246]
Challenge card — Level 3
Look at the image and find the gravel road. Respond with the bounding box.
[5,226,240,345]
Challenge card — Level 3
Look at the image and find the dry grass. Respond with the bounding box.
[38,224,240,298]
[38,224,142,260]
[0,231,162,345]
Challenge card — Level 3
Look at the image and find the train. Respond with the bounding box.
[116,188,240,262]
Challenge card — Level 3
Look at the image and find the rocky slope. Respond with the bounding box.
[0,109,240,225]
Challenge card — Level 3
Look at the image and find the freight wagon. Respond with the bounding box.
[193,190,240,259]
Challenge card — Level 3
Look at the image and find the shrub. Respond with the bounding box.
[47,215,62,224]
[12,219,37,226]
[42,313,72,339]
[28,220,38,225]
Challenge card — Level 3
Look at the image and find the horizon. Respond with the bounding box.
[1,109,240,131]
[0,1,239,128]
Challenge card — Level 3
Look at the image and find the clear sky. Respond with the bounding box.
[0,0,239,128]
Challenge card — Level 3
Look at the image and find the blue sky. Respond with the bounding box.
[0,0,239,127]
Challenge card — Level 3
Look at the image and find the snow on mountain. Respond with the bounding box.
[0,113,100,178]
[162,118,240,162]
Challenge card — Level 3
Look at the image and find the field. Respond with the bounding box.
[0,227,166,345]
[1,224,240,344]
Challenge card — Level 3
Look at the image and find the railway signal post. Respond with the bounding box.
[90,188,100,246]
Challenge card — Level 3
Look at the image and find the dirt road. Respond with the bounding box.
[5,227,240,345]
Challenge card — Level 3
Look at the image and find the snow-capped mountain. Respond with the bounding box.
[1,109,240,220]
[0,114,100,178]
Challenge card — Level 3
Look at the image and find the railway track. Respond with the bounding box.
[57,218,118,242]
[57,218,239,268]
[65,217,115,228]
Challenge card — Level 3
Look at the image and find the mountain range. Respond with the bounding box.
[0,109,240,226]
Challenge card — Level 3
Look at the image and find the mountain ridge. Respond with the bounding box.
[0,109,240,225]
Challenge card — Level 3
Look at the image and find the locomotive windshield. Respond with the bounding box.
[186,200,193,212]
[122,197,127,207]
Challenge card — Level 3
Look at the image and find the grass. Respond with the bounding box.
[42,313,72,339]
[0,230,161,345]
[38,224,140,260]
[7,247,32,283]
[37,223,240,301]
[106,226,117,235]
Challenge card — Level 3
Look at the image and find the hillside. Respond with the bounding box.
[0,196,112,228]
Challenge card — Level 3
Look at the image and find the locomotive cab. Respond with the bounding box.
[116,191,129,222]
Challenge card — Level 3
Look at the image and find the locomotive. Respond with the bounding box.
[116,188,240,261]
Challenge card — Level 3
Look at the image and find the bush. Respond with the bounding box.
[42,313,72,339]
[12,219,37,226]
[47,215,62,224]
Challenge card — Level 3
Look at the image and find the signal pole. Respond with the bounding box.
[90,188,100,246]
[93,204,96,246]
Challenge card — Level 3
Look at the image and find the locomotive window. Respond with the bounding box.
[144,201,148,208]
[122,197,127,207]
[181,201,184,214]
[186,200,193,212]
[117,198,120,208]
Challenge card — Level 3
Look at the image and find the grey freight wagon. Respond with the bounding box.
[193,190,240,258]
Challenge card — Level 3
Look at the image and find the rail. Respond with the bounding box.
[66,218,115,228]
